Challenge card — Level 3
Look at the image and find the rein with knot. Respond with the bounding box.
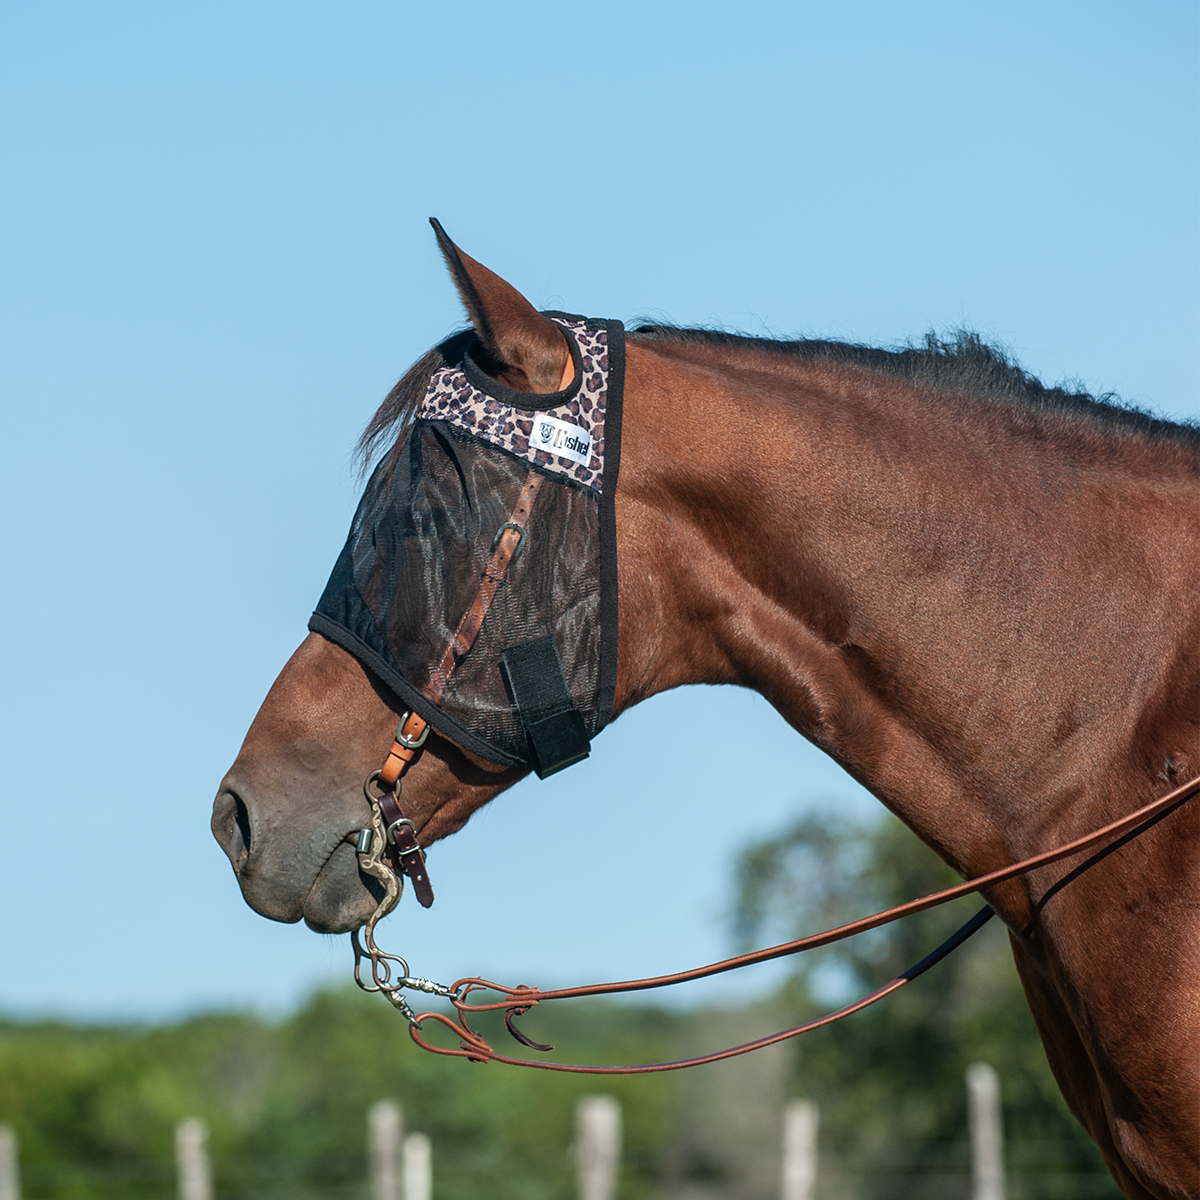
[353,741,1200,1072]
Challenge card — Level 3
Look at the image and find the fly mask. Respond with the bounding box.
[310,314,625,778]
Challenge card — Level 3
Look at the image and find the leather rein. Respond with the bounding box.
[354,692,1199,1072]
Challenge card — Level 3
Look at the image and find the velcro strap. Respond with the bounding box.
[500,638,591,779]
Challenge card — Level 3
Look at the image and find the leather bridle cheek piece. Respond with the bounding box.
[320,316,1200,1073]
[360,711,433,907]
[355,470,547,912]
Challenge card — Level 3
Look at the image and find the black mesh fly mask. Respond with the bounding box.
[311,314,625,778]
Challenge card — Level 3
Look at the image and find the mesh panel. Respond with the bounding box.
[312,421,602,766]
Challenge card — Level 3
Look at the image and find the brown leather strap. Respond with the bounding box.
[424,470,544,706]
[366,469,547,912]
[379,711,430,790]
[411,906,995,1072]
[373,710,435,907]
[376,782,435,908]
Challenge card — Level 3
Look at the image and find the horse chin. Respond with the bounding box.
[300,841,387,934]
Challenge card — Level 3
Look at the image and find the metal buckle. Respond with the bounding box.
[386,816,418,843]
[395,714,430,750]
[491,520,527,562]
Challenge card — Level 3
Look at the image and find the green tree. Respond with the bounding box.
[733,808,1121,1199]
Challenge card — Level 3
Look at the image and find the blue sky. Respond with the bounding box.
[1,1,1195,1019]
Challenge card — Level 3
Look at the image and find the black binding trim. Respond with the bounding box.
[595,318,625,732]
[461,318,584,411]
[500,638,591,778]
[307,611,526,768]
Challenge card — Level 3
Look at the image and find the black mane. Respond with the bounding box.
[631,325,1199,447]
[362,324,1198,471]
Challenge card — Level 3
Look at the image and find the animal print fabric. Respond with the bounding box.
[418,316,611,493]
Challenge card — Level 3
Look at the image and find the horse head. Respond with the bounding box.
[212,225,587,931]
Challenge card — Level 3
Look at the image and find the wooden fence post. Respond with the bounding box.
[174,1118,213,1200]
[403,1132,432,1200]
[576,1095,621,1200]
[966,1062,1005,1200]
[781,1099,818,1200]
[0,1124,19,1200]
[368,1101,403,1200]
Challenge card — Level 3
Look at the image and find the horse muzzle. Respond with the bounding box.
[211,779,384,933]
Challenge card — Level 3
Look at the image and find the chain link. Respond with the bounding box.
[350,796,457,1026]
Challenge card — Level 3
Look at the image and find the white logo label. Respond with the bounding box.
[531,415,593,466]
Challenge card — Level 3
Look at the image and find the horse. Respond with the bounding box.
[212,226,1199,1200]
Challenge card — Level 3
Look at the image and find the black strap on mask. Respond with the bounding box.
[500,638,591,778]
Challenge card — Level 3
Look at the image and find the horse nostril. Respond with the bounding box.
[212,789,253,869]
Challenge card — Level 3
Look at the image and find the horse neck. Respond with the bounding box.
[616,340,1199,879]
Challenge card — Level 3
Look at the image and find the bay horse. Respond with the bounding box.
[212,227,1199,1199]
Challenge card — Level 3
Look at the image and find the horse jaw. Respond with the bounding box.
[211,633,525,932]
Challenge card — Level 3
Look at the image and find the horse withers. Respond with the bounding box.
[212,226,1199,1200]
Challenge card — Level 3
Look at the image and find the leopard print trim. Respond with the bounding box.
[418,317,610,493]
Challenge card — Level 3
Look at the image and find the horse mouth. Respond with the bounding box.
[300,839,387,934]
[211,785,385,933]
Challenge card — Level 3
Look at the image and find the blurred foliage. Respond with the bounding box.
[0,808,1122,1198]
[0,992,687,1200]
[732,808,1121,1199]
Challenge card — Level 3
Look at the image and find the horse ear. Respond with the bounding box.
[429,218,570,393]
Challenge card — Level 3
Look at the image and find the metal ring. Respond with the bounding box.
[384,956,412,981]
[364,769,386,802]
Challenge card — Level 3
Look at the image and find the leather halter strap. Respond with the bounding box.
[365,469,546,909]
[373,711,434,907]
[424,470,544,706]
